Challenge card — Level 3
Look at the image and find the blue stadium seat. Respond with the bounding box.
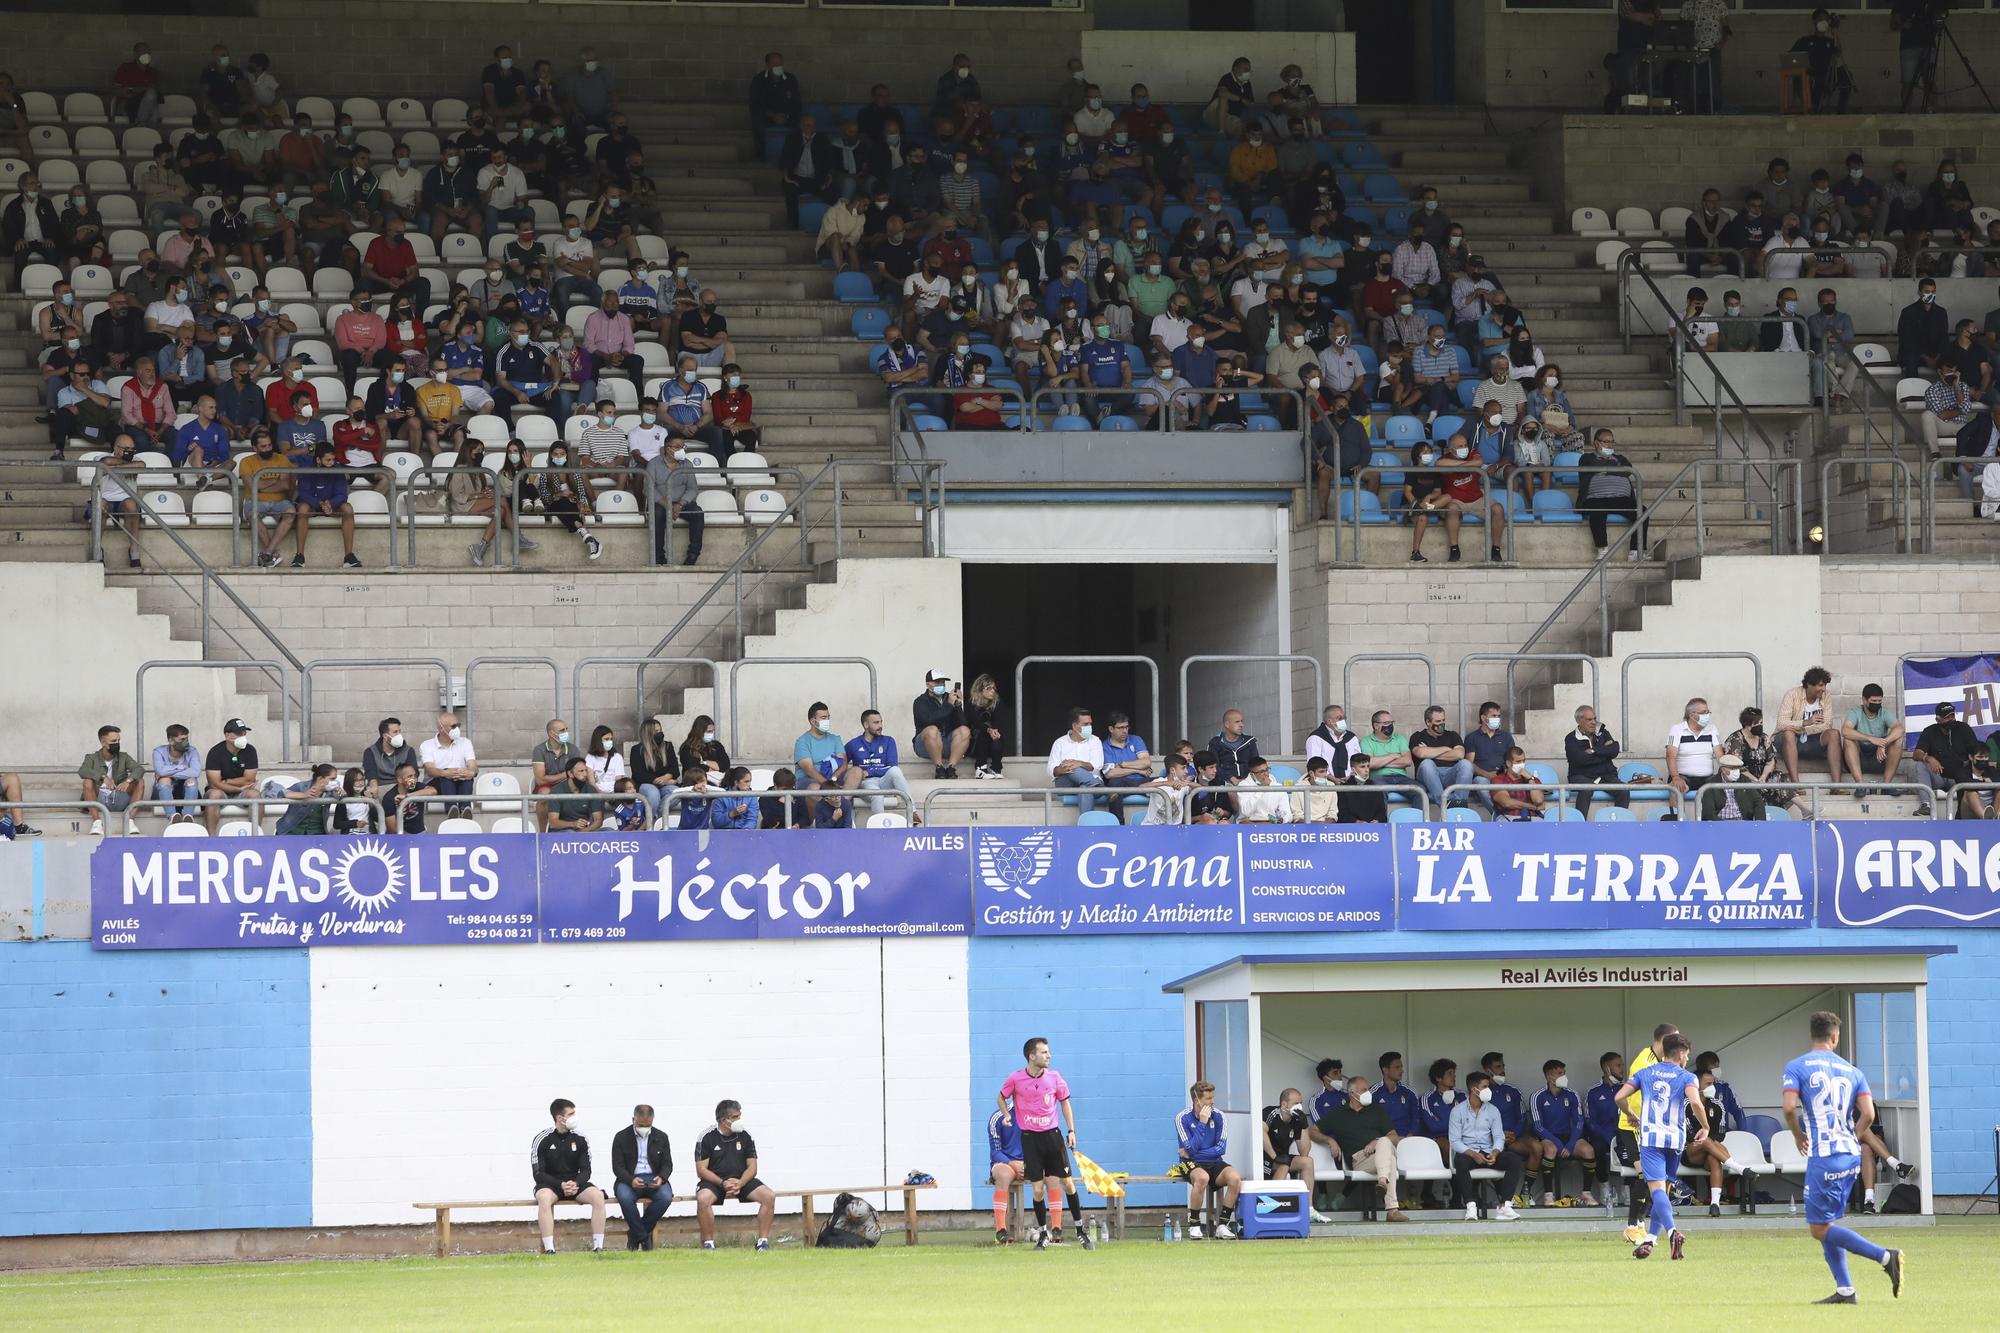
[1076,811,1120,826]
[1050,414,1093,431]
[851,307,889,340]
[1532,490,1582,523]
[1449,344,1474,375]
[1505,490,1535,520]
[1525,762,1561,789]
[968,341,1005,365]
[1355,345,1380,376]
[1345,205,1377,231]
[1362,173,1403,203]
[1414,307,1447,332]
[1555,805,1588,822]
[1445,806,1483,823]
[1369,450,1403,486]
[1381,206,1412,237]
[1338,489,1389,524]
[1162,204,1193,234]
[911,414,949,431]
[967,237,995,267]
[1269,764,1302,785]
[762,127,788,159]
[1455,380,1481,409]
[1592,805,1637,823]
[1247,414,1283,431]
[1553,450,1583,485]
[1344,142,1388,170]
[1389,806,1424,824]
[834,272,875,303]
[1743,1114,1783,1151]
[1252,204,1292,231]
[1100,415,1141,432]
[799,200,830,235]
[1384,415,1426,448]
[1620,762,1669,801]
[1431,414,1467,440]
[1015,106,1057,136]
[1763,805,1794,821]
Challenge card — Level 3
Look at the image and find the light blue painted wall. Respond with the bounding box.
[0,943,313,1235]
[966,927,2000,1203]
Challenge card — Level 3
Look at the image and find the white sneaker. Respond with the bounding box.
[1309,1208,1332,1224]
[89,818,103,836]
[1186,1222,1204,1240]
[1627,547,1642,562]
[1539,1192,1555,1207]
[467,539,488,566]
[518,536,540,552]
[1464,1203,1479,1221]
[1579,1191,1599,1207]
[1495,1202,1520,1221]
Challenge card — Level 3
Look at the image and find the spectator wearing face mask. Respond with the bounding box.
[1306,381,1368,519]
[363,717,419,790]
[1409,326,1460,424]
[948,357,1005,430]
[1897,278,1950,377]
[147,724,201,824]
[1920,359,1978,455]
[644,434,703,567]
[1225,127,1278,212]
[1665,697,1722,809]
[200,717,261,835]
[1576,428,1645,560]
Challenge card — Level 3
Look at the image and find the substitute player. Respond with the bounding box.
[1782,1011,1906,1304]
[1614,1032,1706,1261]
[1176,1081,1242,1238]
[987,1103,1026,1244]
[1617,1022,1679,1241]
[1261,1088,1333,1223]
[998,1036,1093,1250]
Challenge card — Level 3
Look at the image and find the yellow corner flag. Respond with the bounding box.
[1073,1150,1127,1199]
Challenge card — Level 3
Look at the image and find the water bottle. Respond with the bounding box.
[1162,1214,1175,1242]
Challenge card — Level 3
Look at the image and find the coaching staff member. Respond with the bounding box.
[532,1097,606,1254]
[695,1099,777,1251]
[612,1104,673,1251]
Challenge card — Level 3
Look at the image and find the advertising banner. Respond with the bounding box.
[1901,653,2000,740]
[1816,822,2000,927]
[91,835,539,949]
[1395,821,1815,930]
[538,828,971,941]
[970,825,1394,936]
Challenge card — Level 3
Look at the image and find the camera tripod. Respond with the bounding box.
[1902,16,1995,113]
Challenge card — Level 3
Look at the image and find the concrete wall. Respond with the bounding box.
[6,2,1088,107]
[1133,563,1289,749]
[1818,559,2000,705]
[18,565,275,769]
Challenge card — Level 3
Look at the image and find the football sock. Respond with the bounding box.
[1864,1187,1876,1205]
[1539,1164,1555,1194]
[1049,1197,1064,1232]
[1822,1238,1852,1290]
[542,1237,555,1253]
[1826,1224,1888,1264]
[1648,1187,1674,1240]
[1187,1209,1201,1227]
[590,1234,603,1251]
[1064,1189,1082,1222]
[1884,1155,1902,1171]
[1627,1188,1646,1224]
[1709,1187,1722,1204]
[992,1187,1009,1230]
[1033,1198,1048,1228]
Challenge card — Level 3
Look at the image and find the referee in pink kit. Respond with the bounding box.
[998,1036,1094,1251]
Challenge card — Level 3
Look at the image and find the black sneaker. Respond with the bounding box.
[1033,1226,1049,1251]
[13,823,42,837]
[1883,1248,1904,1298]
[342,553,362,568]
[943,766,959,779]
[290,554,305,568]
[995,1227,1012,1245]
[1707,1203,1720,1218]
[1893,1161,1917,1182]
[1447,544,1462,562]
[1490,545,1503,562]
[935,766,948,780]
[1813,1292,1856,1305]
[1079,1223,1095,1251]
[1409,550,1427,563]
[1860,1199,1877,1214]
[584,535,603,560]
[258,551,279,568]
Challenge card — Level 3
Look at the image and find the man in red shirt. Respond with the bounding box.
[1359,251,1410,349]
[360,214,432,312]
[1410,432,1506,564]
[950,360,1005,429]
[332,394,385,468]
[265,357,317,422]
[712,363,759,452]
[111,43,162,128]
[1120,83,1171,142]
[332,291,391,392]
[922,220,974,281]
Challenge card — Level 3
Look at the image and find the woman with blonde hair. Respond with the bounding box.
[964,673,1004,778]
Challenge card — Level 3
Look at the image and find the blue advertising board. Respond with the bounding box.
[91,835,539,949]
[1901,653,2000,741]
[1396,821,1814,930]
[1816,821,2000,927]
[970,825,1394,936]
[538,828,970,941]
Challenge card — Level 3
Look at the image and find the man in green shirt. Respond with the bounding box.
[1315,1073,1409,1221]
[547,755,606,832]
[1839,681,1905,790]
[1127,252,1178,321]
[79,724,144,835]
[1358,709,1420,802]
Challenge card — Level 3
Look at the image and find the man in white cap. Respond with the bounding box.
[1698,752,1766,821]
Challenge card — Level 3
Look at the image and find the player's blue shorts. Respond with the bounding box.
[1638,1145,1681,1184]
[1805,1152,1861,1225]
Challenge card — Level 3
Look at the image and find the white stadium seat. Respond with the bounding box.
[1614,205,1659,237]
[1571,206,1615,238]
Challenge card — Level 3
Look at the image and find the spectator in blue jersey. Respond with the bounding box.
[1207,709,1262,783]
[608,777,648,832]
[1419,1058,1460,1208]
[663,352,732,463]
[1076,324,1131,422]
[709,766,759,829]
[288,440,357,569]
[987,1104,1026,1244]
[617,262,667,342]
[1097,713,1152,789]
[1585,1052,1625,1206]
[1449,1071,1522,1221]
[1311,1058,1346,1122]
[674,763,716,829]
[1530,1058,1597,1207]
[1372,1051,1423,1139]
[1478,1052,1542,1191]
[841,708,914,824]
[792,701,850,829]
[1175,1081,1242,1239]
[171,392,231,485]
[1694,1050,1745,1133]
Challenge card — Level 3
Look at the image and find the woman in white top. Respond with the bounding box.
[585,723,627,793]
[1665,696,1721,805]
[992,264,1032,321]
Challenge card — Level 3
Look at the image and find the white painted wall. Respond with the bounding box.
[945,504,1290,563]
[17,564,273,762]
[659,559,965,761]
[309,937,971,1227]
[1518,556,1823,760]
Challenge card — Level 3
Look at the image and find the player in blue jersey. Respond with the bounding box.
[1612,1032,1707,1260]
[1782,1010,1905,1304]
[987,1104,1026,1245]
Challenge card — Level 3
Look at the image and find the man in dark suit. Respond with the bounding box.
[748,50,802,161]
[778,113,836,228]
[611,1105,674,1252]
[1010,226,1065,289]
[2,175,64,292]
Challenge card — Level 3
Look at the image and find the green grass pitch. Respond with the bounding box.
[3,1219,1986,1329]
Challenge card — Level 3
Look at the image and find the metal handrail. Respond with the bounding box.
[1789,782,1938,822]
[1906,238,2000,279]
[569,655,721,751]
[393,789,657,830]
[0,800,112,841]
[919,781,1160,826]
[1618,652,1763,747]
[1438,780,1693,819]
[1178,654,1324,744]
[1341,655,1439,721]
[301,657,451,751]
[1614,243,1900,349]
[1919,452,1994,552]
[1820,336,1928,465]
[1666,311,1818,426]
[464,656,561,753]
[1458,652,1599,732]
[136,658,293,764]
[726,657,880,761]
[657,785,912,827]
[1012,655,1161,759]
[1342,463,1643,566]
[1945,782,2000,817]
[119,792,388,835]
[1818,454,1914,554]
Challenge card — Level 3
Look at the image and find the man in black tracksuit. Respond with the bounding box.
[532,1097,606,1254]
[612,1106,674,1251]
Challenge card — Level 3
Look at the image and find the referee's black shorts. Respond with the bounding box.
[1021,1128,1071,1182]
[1614,1128,1639,1169]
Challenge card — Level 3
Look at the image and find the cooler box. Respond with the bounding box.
[1236,1179,1311,1239]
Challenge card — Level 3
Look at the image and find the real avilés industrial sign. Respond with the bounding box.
[88,821,2000,947]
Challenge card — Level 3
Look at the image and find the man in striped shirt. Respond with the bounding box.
[1410,325,1459,421]
[580,400,630,484]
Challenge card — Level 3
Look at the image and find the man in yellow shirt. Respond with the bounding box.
[1618,1022,1679,1241]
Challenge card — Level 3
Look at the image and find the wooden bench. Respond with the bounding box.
[414,1181,936,1257]
[1002,1172,1220,1240]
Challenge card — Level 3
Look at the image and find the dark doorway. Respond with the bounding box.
[961,564,1150,758]
[1352,2,1422,103]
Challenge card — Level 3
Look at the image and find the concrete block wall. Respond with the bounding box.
[1818,559,2000,706]
[6,3,1088,107]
